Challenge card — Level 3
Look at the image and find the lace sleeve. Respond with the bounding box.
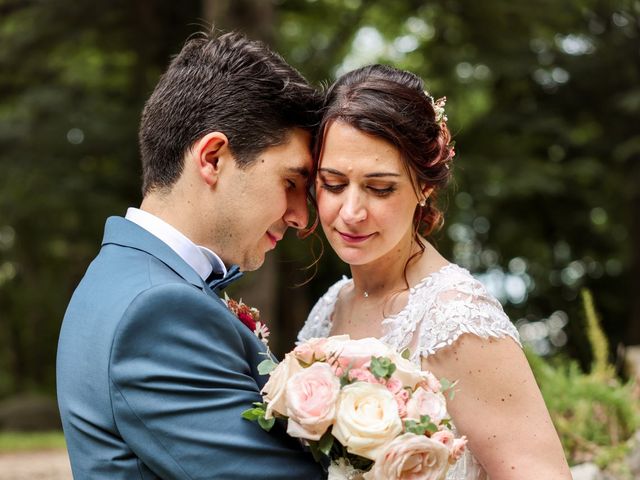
[413,269,521,358]
[297,277,350,345]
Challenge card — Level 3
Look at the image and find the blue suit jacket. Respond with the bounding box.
[57,217,325,479]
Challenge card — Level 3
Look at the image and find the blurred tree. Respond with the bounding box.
[0,0,202,394]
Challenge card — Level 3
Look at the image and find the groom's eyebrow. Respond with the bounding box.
[287,166,310,178]
[319,167,400,178]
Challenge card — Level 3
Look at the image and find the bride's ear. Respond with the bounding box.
[191,132,231,187]
[418,184,434,204]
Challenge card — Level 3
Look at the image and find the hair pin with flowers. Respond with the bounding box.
[423,91,448,124]
[424,91,456,167]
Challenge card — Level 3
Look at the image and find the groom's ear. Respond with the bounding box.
[192,132,232,187]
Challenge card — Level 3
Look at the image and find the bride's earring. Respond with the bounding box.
[419,198,426,207]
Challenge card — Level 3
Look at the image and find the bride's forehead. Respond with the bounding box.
[320,139,405,174]
[318,153,407,178]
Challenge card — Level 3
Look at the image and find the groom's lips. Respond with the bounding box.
[336,230,376,244]
[266,231,282,248]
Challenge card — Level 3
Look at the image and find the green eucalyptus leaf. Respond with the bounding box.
[257,415,276,431]
[258,359,278,375]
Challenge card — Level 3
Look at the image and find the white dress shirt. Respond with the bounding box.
[125,207,227,281]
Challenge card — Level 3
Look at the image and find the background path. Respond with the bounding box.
[0,450,71,480]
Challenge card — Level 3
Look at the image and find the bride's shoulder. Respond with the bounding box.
[414,263,498,305]
[411,263,521,356]
[297,276,351,344]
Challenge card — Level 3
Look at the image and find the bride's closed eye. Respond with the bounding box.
[319,180,398,197]
[367,185,397,197]
[319,182,346,193]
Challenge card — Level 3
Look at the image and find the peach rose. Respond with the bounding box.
[387,352,428,390]
[417,371,442,394]
[450,437,468,463]
[333,382,403,460]
[431,430,454,448]
[293,337,330,364]
[285,362,341,441]
[363,433,450,480]
[405,388,449,424]
[323,336,392,371]
[260,353,303,419]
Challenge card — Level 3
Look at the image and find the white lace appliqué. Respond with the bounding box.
[298,264,521,480]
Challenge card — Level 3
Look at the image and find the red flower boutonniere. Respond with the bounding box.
[223,293,270,347]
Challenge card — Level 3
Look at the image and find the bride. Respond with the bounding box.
[298,64,571,479]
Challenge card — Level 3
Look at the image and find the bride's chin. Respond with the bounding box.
[334,250,370,266]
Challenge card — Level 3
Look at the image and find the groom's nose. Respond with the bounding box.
[283,188,309,229]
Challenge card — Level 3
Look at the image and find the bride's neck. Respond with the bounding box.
[349,233,423,299]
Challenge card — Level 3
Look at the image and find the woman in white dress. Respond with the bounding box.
[298,65,571,480]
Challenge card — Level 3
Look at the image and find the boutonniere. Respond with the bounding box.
[222,293,270,348]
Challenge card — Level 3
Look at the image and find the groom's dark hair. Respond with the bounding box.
[139,31,321,195]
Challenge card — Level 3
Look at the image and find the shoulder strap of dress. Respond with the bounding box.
[298,277,351,344]
[411,266,521,358]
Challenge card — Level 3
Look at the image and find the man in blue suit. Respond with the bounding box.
[57,31,325,479]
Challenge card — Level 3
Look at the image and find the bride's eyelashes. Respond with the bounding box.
[319,183,346,193]
[368,185,397,197]
[319,180,397,197]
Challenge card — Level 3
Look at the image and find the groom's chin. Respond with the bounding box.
[239,251,267,272]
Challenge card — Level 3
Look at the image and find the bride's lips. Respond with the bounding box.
[337,230,376,244]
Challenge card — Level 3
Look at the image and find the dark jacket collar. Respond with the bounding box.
[101,216,206,289]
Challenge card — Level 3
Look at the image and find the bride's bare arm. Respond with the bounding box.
[422,333,571,480]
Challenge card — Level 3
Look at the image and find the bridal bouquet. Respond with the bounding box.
[242,335,467,480]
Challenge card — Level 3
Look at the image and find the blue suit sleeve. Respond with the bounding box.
[109,283,325,480]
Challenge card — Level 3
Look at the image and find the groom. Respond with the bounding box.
[57,31,325,479]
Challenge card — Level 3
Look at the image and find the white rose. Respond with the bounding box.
[260,353,303,419]
[333,382,403,460]
[363,433,450,480]
[387,351,428,389]
[405,387,449,424]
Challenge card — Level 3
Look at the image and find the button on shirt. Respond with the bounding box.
[125,208,227,280]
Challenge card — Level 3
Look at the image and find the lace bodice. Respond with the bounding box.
[298,263,521,480]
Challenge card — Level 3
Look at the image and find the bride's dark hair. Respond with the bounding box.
[315,64,454,285]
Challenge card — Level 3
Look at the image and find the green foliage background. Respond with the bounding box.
[0,0,638,407]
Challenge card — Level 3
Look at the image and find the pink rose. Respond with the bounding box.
[285,362,341,441]
[393,388,410,418]
[385,377,403,394]
[405,387,449,424]
[363,433,450,480]
[293,337,329,364]
[417,371,441,393]
[431,430,454,448]
[450,437,468,463]
[323,336,392,371]
[349,368,380,384]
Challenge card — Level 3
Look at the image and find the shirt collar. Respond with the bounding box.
[125,207,227,280]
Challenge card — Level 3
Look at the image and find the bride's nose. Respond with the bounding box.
[339,188,367,224]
